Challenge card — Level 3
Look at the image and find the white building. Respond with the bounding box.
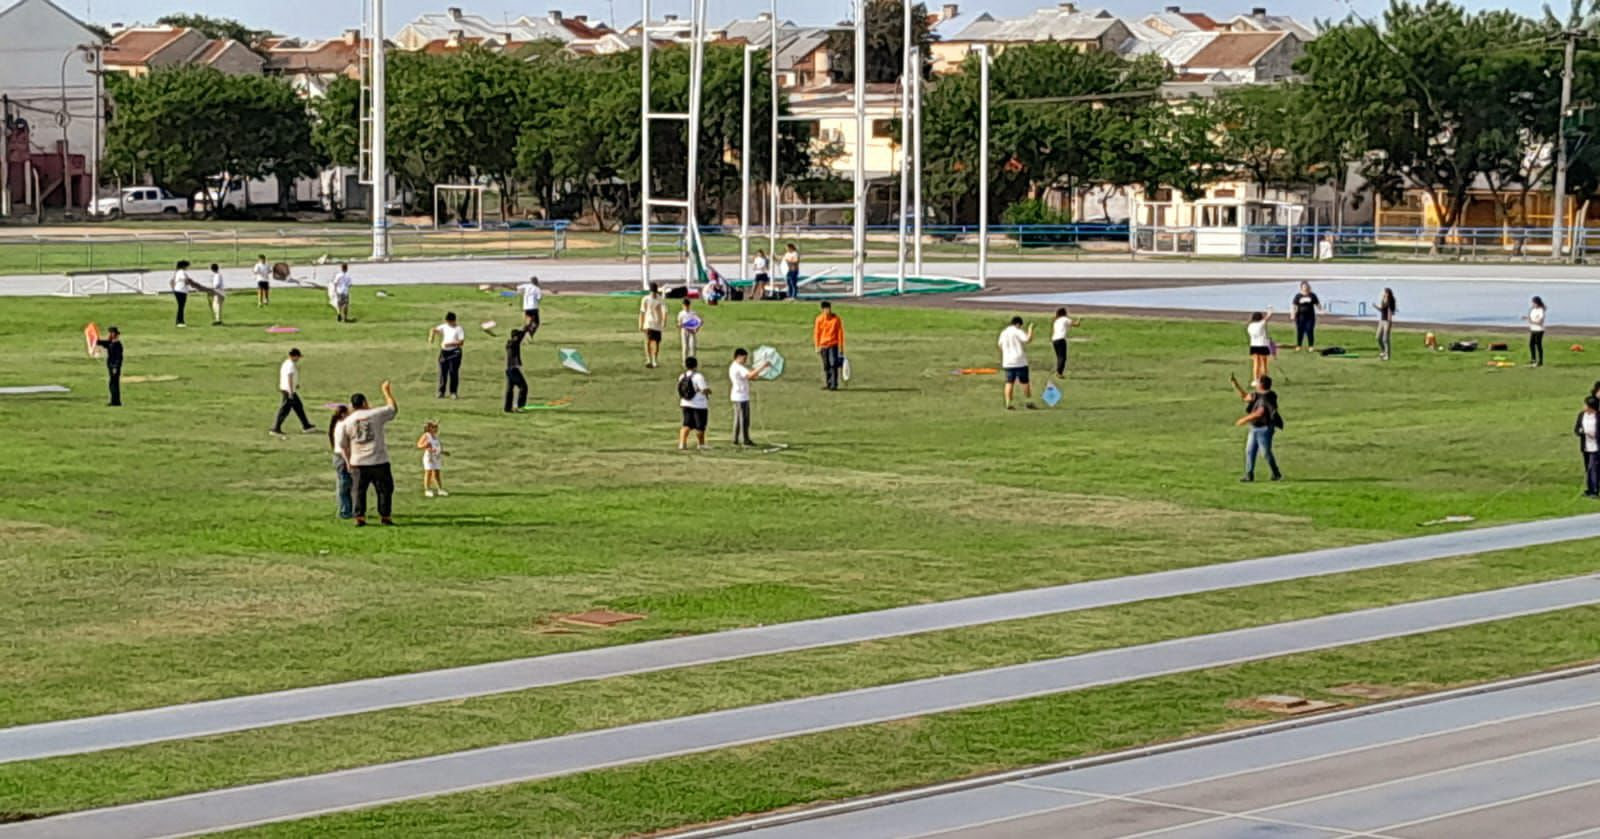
[0,0,103,213]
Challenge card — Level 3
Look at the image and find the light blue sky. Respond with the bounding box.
[70,0,1555,40]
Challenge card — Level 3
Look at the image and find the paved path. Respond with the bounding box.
[729,668,1600,839]
[5,258,1600,296]
[8,515,1600,765]
[4,577,1598,839]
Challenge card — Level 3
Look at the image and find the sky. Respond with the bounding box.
[67,0,1556,40]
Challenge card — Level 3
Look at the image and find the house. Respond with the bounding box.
[1220,6,1316,41]
[394,7,607,50]
[930,3,1133,74]
[263,30,362,98]
[103,26,264,76]
[0,0,102,212]
[1138,5,1218,37]
[1130,29,1301,85]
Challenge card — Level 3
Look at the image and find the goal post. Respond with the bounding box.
[432,185,486,229]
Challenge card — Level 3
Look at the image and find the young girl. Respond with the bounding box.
[1525,296,1547,367]
[417,421,447,497]
[1375,288,1397,361]
[1050,307,1079,377]
[1247,309,1274,384]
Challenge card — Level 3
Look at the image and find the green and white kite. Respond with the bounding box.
[558,347,590,375]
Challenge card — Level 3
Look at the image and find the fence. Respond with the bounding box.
[1243,224,1600,262]
[615,223,1134,263]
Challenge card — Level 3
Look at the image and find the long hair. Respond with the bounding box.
[1381,288,1396,313]
[1533,296,1546,309]
[327,405,350,448]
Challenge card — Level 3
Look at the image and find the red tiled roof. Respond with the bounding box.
[196,39,231,64]
[1182,31,1284,68]
[1180,12,1218,30]
[560,17,608,39]
[106,27,188,64]
[266,38,363,74]
[418,36,489,54]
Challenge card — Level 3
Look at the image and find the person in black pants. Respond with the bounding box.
[94,326,123,406]
[1525,296,1547,367]
[334,381,398,526]
[1291,282,1322,351]
[1578,397,1600,497]
[272,348,316,435]
[428,312,466,399]
[504,329,529,413]
[170,260,196,327]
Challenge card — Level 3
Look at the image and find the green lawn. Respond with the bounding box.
[2,285,1597,832]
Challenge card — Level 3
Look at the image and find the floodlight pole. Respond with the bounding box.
[851,0,867,297]
[977,44,989,289]
[912,45,924,273]
[369,0,388,261]
[740,45,754,281]
[768,0,779,258]
[1553,30,1578,259]
[683,0,708,288]
[639,0,653,289]
[895,0,911,294]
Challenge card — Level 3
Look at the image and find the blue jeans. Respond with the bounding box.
[335,458,354,519]
[1245,426,1281,479]
[785,268,800,300]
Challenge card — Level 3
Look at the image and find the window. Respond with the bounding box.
[1201,205,1239,227]
[871,119,893,138]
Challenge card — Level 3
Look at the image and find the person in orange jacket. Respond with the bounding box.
[813,301,846,390]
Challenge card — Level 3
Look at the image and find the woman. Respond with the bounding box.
[328,405,353,520]
[1247,309,1273,384]
[1291,282,1322,351]
[782,242,801,300]
[1525,296,1547,367]
[751,249,771,300]
[170,260,195,327]
[1050,307,1079,377]
[1375,288,1397,361]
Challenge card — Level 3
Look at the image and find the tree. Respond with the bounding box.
[828,0,935,84]
[156,14,273,51]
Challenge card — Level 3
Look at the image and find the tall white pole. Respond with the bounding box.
[977,45,989,289]
[740,45,753,281]
[639,0,653,289]
[852,0,867,297]
[683,0,707,287]
[912,45,924,273]
[768,0,779,257]
[90,46,101,212]
[1554,31,1577,259]
[895,0,910,293]
[369,0,388,261]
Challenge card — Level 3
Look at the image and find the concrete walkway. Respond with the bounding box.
[7,514,1600,765]
[5,576,1599,839]
[726,669,1600,838]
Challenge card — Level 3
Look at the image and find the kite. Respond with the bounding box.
[753,345,785,380]
[1041,382,1062,407]
[680,314,703,332]
[84,323,99,356]
[558,347,590,375]
[266,326,300,334]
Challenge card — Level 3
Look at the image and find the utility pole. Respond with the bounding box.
[1553,29,1578,259]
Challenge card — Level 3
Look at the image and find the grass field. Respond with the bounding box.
[3,284,1598,833]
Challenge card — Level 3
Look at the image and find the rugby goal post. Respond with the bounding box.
[432,184,486,230]
[55,268,155,297]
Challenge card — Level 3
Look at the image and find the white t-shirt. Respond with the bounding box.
[1051,315,1071,341]
[332,271,353,297]
[1530,306,1546,332]
[518,283,544,311]
[279,358,299,393]
[1248,320,1270,347]
[171,269,192,293]
[210,270,225,292]
[679,371,709,409]
[1584,412,1598,453]
[337,404,397,467]
[253,261,271,283]
[640,294,667,330]
[998,325,1030,368]
[783,250,799,268]
[677,310,700,333]
[752,256,769,274]
[729,361,753,402]
[436,323,465,349]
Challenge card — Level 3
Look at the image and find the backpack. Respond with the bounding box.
[677,373,698,401]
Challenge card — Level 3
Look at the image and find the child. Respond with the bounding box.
[92,326,123,406]
[752,249,771,299]
[208,263,226,325]
[253,254,271,307]
[639,282,667,368]
[678,356,711,451]
[1247,309,1274,384]
[1050,307,1080,377]
[417,421,447,497]
[678,298,702,366]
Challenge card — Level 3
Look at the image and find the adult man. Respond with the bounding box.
[271,349,316,435]
[728,348,771,446]
[677,356,711,450]
[998,316,1035,410]
[429,311,466,399]
[329,264,354,322]
[504,328,529,413]
[253,254,271,307]
[639,282,667,368]
[335,380,399,526]
[170,260,197,327]
[1577,396,1600,497]
[93,326,123,406]
[677,298,702,366]
[1231,373,1283,482]
[813,301,845,390]
[515,276,550,336]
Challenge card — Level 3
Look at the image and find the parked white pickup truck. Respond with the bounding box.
[91,187,189,219]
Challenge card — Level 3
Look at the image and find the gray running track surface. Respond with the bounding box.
[738,670,1600,839]
[5,576,1599,839]
[8,514,1600,765]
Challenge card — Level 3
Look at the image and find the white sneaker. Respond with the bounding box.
[698,444,712,451]
[435,489,449,497]
[425,490,436,498]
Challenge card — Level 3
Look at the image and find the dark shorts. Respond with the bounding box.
[646,329,663,342]
[681,406,708,431]
[257,281,270,291]
[524,308,541,327]
[1250,346,1271,356]
[1004,366,1029,384]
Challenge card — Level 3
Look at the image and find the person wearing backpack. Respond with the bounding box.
[1230,373,1283,482]
[677,356,711,451]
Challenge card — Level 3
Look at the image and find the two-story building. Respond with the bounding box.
[0,0,102,212]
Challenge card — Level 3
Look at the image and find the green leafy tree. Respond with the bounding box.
[156,13,273,50]
[828,0,934,84]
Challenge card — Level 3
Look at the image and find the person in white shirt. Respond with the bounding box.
[677,355,711,450]
[206,263,226,325]
[1525,296,1547,367]
[728,348,772,447]
[677,298,702,365]
[271,348,316,435]
[170,260,197,327]
[782,242,801,300]
[428,311,467,399]
[1247,309,1274,384]
[998,316,1035,410]
[1050,307,1080,378]
[515,276,552,336]
[638,282,668,368]
[329,263,353,322]
[253,254,272,307]
[416,420,448,498]
[334,380,399,526]
[1577,396,1600,497]
[751,249,771,300]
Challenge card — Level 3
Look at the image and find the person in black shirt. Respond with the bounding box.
[94,326,123,406]
[1375,288,1397,361]
[1291,282,1322,351]
[503,328,529,413]
[1231,373,1283,482]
